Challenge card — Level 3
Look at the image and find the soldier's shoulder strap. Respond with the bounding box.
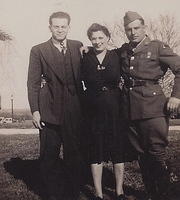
[113,43,129,55]
[150,39,170,48]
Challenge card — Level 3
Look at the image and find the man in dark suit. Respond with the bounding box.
[115,11,180,200]
[27,11,83,200]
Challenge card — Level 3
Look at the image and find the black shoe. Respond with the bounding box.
[117,194,127,200]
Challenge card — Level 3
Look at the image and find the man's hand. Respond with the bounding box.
[32,111,43,130]
[167,97,180,114]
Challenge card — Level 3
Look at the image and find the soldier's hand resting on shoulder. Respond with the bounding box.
[80,46,90,56]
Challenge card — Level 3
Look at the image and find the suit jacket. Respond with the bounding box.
[115,36,180,120]
[27,39,83,125]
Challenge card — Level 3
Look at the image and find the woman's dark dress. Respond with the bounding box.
[82,49,126,164]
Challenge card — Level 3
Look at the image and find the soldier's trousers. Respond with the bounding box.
[128,117,170,198]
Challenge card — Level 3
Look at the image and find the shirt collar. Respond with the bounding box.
[51,38,67,48]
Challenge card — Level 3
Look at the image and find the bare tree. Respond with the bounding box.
[104,19,127,49]
[0,30,12,41]
[0,30,12,108]
[147,14,180,53]
[147,14,180,97]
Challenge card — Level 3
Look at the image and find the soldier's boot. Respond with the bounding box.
[138,157,159,200]
[154,162,171,200]
[143,178,160,200]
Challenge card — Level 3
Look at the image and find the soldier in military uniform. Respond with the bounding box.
[115,11,180,200]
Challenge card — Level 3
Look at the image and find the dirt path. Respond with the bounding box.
[0,126,180,135]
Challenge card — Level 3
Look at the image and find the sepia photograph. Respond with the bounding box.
[0,0,180,200]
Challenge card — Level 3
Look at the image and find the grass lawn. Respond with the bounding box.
[169,119,180,126]
[0,120,34,129]
[0,119,179,129]
[0,131,180,200]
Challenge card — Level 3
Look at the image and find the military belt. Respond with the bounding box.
[124,78,159,88]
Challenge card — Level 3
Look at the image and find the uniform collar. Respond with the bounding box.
[131,36,151,53]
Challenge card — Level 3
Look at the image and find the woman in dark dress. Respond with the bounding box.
[81,23,126,200]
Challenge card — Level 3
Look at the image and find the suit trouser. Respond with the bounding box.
[39,124,64,198]
[39,123,82,199]
[128,117,170,197]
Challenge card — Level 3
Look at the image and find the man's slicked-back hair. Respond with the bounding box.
[49,11,71,25]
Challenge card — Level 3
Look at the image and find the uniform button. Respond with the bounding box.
[129,87,133,90]
[130,56,135,60]
[102,86,108,91]
[153,92,156,95]
[130,66,134,70]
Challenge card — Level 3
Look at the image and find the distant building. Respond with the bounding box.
[3,117,12,123]
[0,117,12,123]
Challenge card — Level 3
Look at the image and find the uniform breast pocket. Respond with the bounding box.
[149,55,158,62]
[141,85,167,115]
[139,54,158,63]
[137,54,159,75]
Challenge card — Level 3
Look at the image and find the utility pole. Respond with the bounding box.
[11,94,13,122]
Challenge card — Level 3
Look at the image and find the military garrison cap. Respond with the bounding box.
[124,11,143,26]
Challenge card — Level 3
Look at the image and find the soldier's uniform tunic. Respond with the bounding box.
[115,36,180,199]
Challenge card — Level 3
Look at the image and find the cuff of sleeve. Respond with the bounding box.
[171,91,180,99]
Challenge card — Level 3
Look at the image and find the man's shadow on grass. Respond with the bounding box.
[3,157,65,200]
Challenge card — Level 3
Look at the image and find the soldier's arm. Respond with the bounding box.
[158,42,180,113]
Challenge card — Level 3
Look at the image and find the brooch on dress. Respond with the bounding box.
[97,64,106,71]
[147,51,152,58]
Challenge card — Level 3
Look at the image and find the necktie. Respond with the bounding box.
[60,41,66,55]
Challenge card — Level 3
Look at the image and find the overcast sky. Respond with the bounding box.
[0,0,180,109]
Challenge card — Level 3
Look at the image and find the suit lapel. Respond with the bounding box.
[67,40,79,81]
[40,39,65,83]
